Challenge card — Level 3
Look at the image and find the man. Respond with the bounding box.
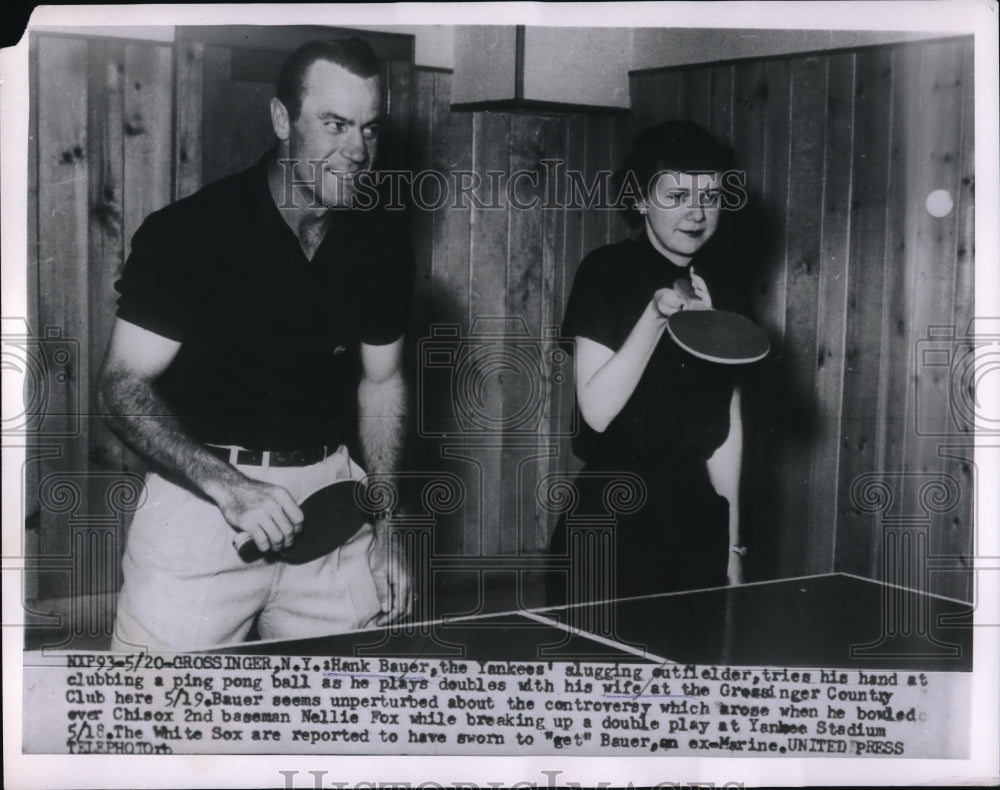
[99,38,413,652]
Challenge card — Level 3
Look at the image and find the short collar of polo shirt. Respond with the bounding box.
[254,148,293,229]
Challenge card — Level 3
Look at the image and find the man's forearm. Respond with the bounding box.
[99,368,243,504]
[358,372,407,480]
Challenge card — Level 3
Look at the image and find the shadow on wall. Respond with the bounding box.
[711,190,821,582]
[402,276,467,556]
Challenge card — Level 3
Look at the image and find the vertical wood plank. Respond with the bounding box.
[607,114,631,245]
[630,74,651,132]
[432,95,473,335]
[580,115,611,260]
[426,73,471,556]
[505,115,555,553]
[938,39,976,603]
[468,112,511,324]
[27,37,40,334]
[87,39,126,480]
[656,70,684,124]
[728,60,772,580]
[834,46,894,576]
[730,61,768,195]
[200,47,272,185]
[556,112,589,521]
[540,115,570,549]
[25,36,41,558]
[561,115,588,316]
[408,68,436,350]
[385,60,414,172]
[759,58,791,340]
[738,59,791,581]
[777,56,828,575]
[36,35,90,580]
[200,46,231,185]
[807,51,855,574]
[710,63,735,143]
[951,39,975,354]
[681,66,713,129]
[121,43,174,482]
[174,40,203,199]
[896,40,968,585]
[467,111,511,556]
[122,43,173,252]
[879,43,922,570]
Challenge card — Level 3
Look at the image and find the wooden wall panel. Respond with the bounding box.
[628,37,974,598]
[537,118,569,552]
[466,112,511,556]
[409,69,437,344]
[834,48,898,578]
[123,44,174,245]
[406,69,633,559]
[555,113,589,511]
[895,40,973,601]
[778,56,828,574]
[86,39,126,481]
[25,39,41,569]
[384,60,414,171]
[201,47,276,185]
[506,114,555,553]
[35,36,91,587]
[940,40,976,603]
[710,64,735,143]
[681,66,713,130]
[174,40,204,200]
[760,59,792,337]
[806,52,855,570]
[425,93,474,557]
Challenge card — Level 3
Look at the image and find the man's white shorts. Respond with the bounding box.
[111,445,381,652]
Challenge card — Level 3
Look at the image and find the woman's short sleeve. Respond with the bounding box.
[561,251,623,352]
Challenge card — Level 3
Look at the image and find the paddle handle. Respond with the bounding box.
[233,532,265,563]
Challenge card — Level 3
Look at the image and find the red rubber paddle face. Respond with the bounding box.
[666,309,770,364]
[235,479,371,564]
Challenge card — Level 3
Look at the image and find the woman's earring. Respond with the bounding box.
[638,204,648,216]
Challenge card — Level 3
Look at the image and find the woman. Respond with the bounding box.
[547,121,749,605]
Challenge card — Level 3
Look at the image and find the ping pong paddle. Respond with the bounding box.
[233,479,373,564]
[666,309,770,364]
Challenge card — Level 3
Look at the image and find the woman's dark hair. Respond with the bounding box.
[614,121,736,227]
[276,38,381,121]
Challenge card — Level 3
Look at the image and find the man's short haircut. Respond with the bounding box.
[276,37,382,121]
[614,120,736,226]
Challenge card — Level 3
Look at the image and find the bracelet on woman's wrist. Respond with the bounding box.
[730,545,748,556]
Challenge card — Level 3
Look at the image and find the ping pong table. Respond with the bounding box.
[214,573,974,672]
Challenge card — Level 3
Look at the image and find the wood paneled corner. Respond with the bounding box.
[630,36,975,599]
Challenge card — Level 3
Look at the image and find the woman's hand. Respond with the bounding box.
[653,270,713,317]
[689,267,713,310]
[652,286,689,317]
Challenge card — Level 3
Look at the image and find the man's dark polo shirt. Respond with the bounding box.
[115,152,414,452]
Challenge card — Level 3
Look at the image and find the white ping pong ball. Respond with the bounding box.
[926,189,954,218]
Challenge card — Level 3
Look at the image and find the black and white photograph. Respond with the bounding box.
[2,2,998,787]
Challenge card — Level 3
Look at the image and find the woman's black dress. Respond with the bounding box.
[546,233,746,605]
